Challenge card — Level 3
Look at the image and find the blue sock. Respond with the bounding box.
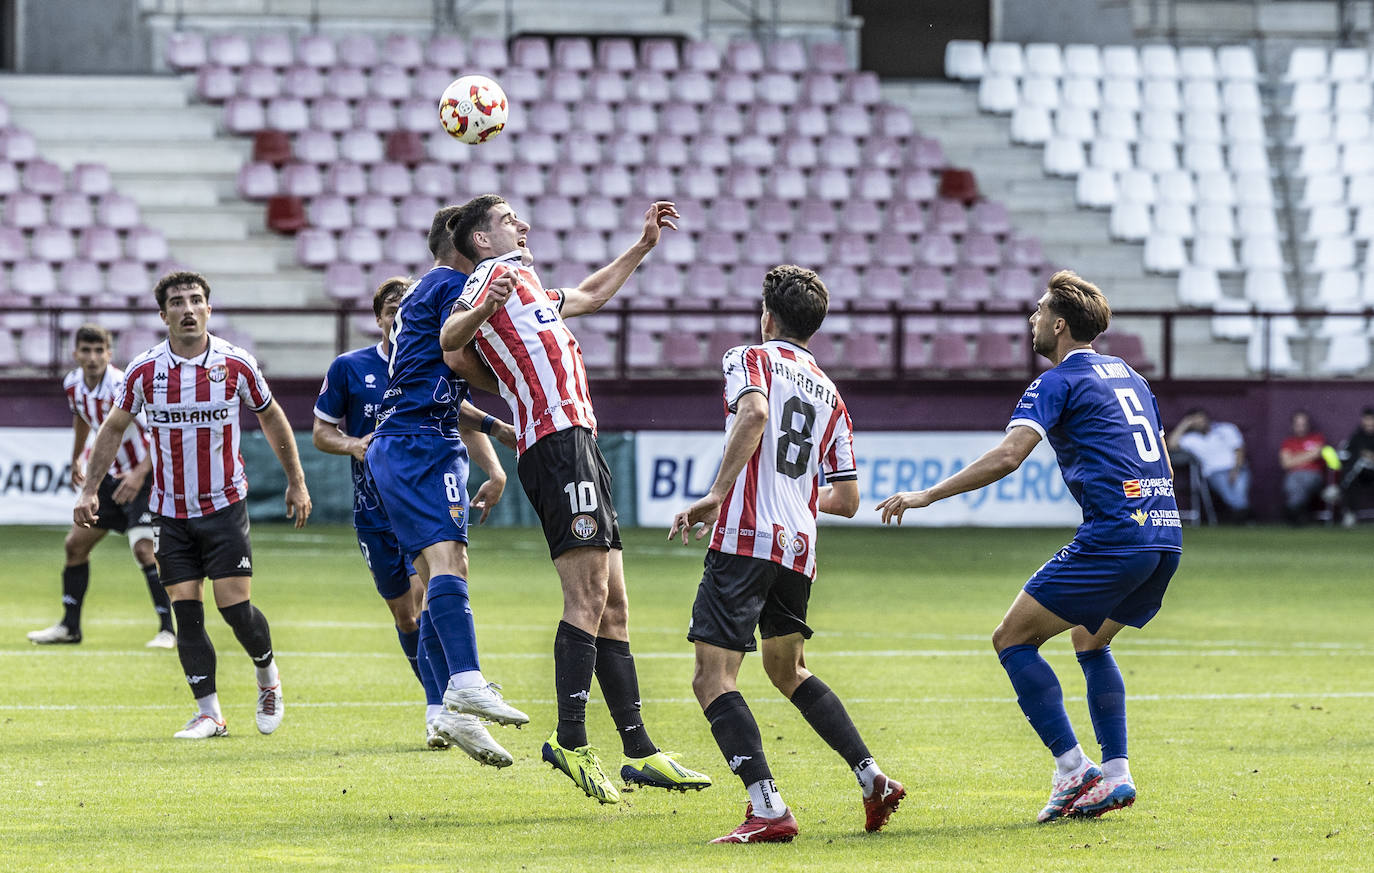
[417,610,446,705]
[397,625,422,685]
[426,574,481,676]
[1077,646,1127,763]
[998,644,1078,756]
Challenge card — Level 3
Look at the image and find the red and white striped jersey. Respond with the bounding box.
[709,340,857,580]
[117,335,274,519]
[456,250,596,454]
[63,366,150,478]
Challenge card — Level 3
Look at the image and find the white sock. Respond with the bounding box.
[1054,744,1086,776]
[448,670,486,690]
[425,704,442,722]
[854,757,882,798]
[1102,757,1131,780]
[746,779,787,819]
[255,659,279,688]
[195,692,222,721]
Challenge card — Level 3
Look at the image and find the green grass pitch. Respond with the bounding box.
[1,523,1371,872]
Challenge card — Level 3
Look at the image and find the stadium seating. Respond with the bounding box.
[169,31,1052,375]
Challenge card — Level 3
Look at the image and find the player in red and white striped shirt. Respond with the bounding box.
[669,265,904,843]
[76,271,312,740]
[27,324,174,649]
[440,196,711,801]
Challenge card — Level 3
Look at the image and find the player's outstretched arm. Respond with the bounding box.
[73,407,135,527]
[458,423,507,525]
[256,400,312,529]
[457,400,516,450]
[439,275,515,352]
[312,416,371,462]
[444,343,500,395]
[669,391,768,543]
[562,201,679,319]
[877,426,1041,525]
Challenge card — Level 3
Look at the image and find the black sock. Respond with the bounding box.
[594,636,657,757]
[789,675,872,770]
[704,691,773,787]
[142,563,173,632]
[61,562,90,632]
[218,601,274,667]
[554,621,598,749]
[172,600,216,698]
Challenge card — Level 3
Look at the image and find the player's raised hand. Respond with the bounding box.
[668,493,723,545]
[73,490,100,528]
[875,490,933,525]
[639,201,680,249]
[471,474,505,524]
[479,274,516,315]
[286,481,312,529]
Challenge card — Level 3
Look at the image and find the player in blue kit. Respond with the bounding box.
[314,276,516,751]
[365,207,527,767]
[877,270,1182,823]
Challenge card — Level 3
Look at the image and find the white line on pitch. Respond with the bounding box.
[3,648,1374,660]
[2,690,1373,713]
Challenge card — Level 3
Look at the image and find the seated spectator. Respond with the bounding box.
[1278,410,1328,525]
[1338,407,1374,527]
[1168,407,1251,521]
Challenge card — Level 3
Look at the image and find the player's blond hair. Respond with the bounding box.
[1045,269,1111,342]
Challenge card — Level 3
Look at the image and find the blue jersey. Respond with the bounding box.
[374,266,471,440]
[1008,348,1182,553]
[314,342,391,532]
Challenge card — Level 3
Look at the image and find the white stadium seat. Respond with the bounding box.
[1101,78,1142,112]
[1306,204,1351,239]
[1060,77,1101,110]
[1195,203,1237,238]
[1217,46,1259,81]
[1182,80,1220,112]
[1316,269,1361,310]
[1347,174,1374,206]
[1321,334,1372,376]
[1239,235,1285,269]
[1139,108,1181,142]
[1342,142,1374,176]
[1140,44,1180,79]
[1224,112,1266,143]
[944,40,985,80]
[1138,138,1179,173]
[1110,201,1151,240]
[1328,47,1369,81]
[1089,138,1132,171]
[1183,112,1223,143]
[1118,168,1158,203]
[1179,46,1218,80]
[1043,137,1086,176]
[1153,201,1195,238]
[1143,232,1186,272]
[977,75,1019,113]
[985,42,1025,77]
[1333,112,1371,144]
[1222,81,1262,113]
[1142,79,1181,111]
[1354,205,1374,238]
[1177,265,1222,307]
[1010,105,1053,144]
[1311,236,1356,271]
[1211,297,1255,341]
[1284,46,1328,82]
[1075,167,1118,208]
[1237,204,1279,237]
[1156,169,1197,204]
[1020,76,1061,109]
[1315,314,1367,337]
[1054,107,1096,141]
[1289,81,1331,115]
[1024,43,1064,78]
[1244,270,1292,310]
[1102,45,1141,79]
[1334,80,1372,113]
[1228,143,1269,174]
[1182,142,1224,173]
[1192,233,1238,271]
[1063,44,1102,79]
[1247,318,1300,374]
[1097,107,1139,141]
[1196,171,1238,206]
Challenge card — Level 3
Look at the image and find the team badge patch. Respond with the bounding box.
[207,363,228,383]
[571,514,598,540]
[1122,479,1142,498]
[449,505,466,526]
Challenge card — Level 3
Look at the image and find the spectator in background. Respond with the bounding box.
[1278,411,1327,525]
[1338,407,1374,528]
[1167,408,1251,521]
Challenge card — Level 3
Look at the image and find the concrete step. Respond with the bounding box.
[40,141,247,175]
[143,204,262,240]
[10,106,221,142]
[167,240,280,273]
[0,74,189,109]
[215,268,323,308]
[114,174,224,208]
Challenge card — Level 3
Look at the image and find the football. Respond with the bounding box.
[438,74,509,144]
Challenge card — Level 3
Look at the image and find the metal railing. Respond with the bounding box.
[5,303,1370,382]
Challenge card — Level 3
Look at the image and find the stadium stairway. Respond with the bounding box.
[884,78,1250,376]
[0,74,331,373]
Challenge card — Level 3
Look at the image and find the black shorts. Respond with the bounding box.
[687,550,814,653]
[95,473,154,534]
[153,500,254,584]
[517,426,622,559]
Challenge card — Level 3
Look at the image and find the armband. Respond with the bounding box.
[479,414,496,435]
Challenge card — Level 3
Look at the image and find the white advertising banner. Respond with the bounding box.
[635,430,1083,528]
[0,427,79,525]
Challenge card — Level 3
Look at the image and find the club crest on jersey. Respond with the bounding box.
[571,514,598,540]
[207,363,228,383]
[449,505,466,526]
[775,529,809,556]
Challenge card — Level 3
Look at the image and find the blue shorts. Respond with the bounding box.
[365,433,470,559]
[1023,543,1181,635]
[356,527,417,601]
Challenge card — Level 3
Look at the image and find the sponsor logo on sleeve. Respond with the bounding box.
[1130,509,1149,526]
[1123,479,1142,498]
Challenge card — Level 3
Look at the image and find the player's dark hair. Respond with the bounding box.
[372,276,410,316]
[74,323,113,348]
[761,264,829,341]
[428,205,462,258]
[447,194,507,263]
[153,270,211,311]
[1362,407,1374,418]
[1045,269,1111,342]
